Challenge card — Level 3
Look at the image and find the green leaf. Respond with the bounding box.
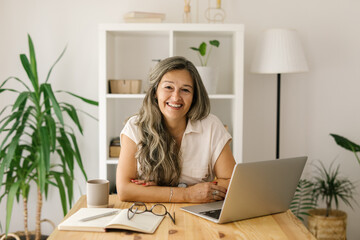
[58,90,98,106]
[190,47,200,52]
[28,34,39,87]
[20,54,38,93]
[52,171,68,216]
[12,92,29,111]
[209,40,220,48]
[0,111,22,144]
[45,116,56,151]
[62,170,73,210]
[198,42,207,56]
[69,133,87,181]
[62,103,83,134]
[0,132,21,186]
[330,133,360,152]
[5,180,20,235]
[45,45,67,83]
[0,76,31,92]
[39,126,50,192]
[42,83,64,125]
[58,128,74,173]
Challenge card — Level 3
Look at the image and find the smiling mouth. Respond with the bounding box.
[167,102,183,108]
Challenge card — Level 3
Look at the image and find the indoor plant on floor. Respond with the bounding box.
[190,40,220,94]
[307,160,357,240]
[0,35,97,240]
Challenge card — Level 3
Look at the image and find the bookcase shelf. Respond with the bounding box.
[99,23,244,192]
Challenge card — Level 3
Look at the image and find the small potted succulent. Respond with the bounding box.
[190,40,220,94]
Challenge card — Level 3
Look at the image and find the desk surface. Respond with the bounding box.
[48,195,315,240]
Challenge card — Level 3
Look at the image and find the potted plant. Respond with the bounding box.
[307,161,357,240]
[330,133,360,166]
[190,40,220,94]
[0,35,97,240]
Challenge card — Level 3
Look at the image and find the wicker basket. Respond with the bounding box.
[109,79,142,94]
[308,209,347,240]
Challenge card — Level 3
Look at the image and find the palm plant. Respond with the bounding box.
[312,161,356,217]
[290,179,317,222]
[330,133,360,166]
[190,40,220,66]
[0,35,97,240]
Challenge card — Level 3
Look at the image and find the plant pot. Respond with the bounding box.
[196,66,218,94]
[308,209,347,240]
[0,232,48,240]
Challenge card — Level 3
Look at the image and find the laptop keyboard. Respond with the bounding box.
[199,209,221,219]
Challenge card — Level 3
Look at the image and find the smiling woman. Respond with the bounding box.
[116,56,236,203]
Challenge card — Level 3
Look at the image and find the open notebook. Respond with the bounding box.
[57,208,164,234]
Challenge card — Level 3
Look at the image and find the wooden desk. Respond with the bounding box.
[48,195,316,240]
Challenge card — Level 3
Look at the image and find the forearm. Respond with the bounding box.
[216,178,231,189]
[117,182,188,203]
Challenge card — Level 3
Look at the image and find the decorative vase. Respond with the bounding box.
[308,209,347,240]
[196,66,218,94]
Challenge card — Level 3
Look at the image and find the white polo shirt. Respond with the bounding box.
[120,114,232,185]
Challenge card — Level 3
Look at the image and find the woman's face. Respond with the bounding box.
[155,69,194,123]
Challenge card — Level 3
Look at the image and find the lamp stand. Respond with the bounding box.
[276,73,281,159]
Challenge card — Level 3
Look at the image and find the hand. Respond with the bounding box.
[130,179,157,186]
[185,182,227,203]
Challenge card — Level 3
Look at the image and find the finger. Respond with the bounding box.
[143,181,157,186]
[134,180,145,185]
[209,192,224,202]
[209,188,226,199]
[212,185,227,194]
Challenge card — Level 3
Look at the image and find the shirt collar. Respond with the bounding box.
[184,118,202,134]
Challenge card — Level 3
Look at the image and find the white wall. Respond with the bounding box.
[0,0,359,238]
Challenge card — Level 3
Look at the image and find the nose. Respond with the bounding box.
[171,89,181,100]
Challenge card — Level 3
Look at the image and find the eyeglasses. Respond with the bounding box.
[127,202,176,224]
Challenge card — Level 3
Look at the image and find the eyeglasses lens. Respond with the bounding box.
[131,202,146,213]
[152,204,167,216]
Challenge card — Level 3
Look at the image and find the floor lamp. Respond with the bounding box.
[251,28,309,159]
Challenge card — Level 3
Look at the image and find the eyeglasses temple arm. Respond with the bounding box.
[167,211,176,224]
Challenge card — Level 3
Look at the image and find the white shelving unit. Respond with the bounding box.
[99,24,244,192]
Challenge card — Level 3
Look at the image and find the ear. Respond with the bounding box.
[154,92,158,102]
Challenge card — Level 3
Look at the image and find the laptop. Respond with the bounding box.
[180,156,307,223]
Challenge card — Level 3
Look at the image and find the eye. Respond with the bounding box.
[182,88,191,93]
[164,85,173,90]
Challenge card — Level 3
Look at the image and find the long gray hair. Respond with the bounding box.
[135,56,210,186]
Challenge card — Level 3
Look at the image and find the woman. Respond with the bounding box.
[116,56,235,203]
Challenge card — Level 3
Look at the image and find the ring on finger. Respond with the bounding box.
[212,190,219,195]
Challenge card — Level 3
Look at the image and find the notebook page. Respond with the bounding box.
[107,210,164,233]
[58,208,120,231]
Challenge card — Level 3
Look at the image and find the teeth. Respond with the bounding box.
[168,103,181,108]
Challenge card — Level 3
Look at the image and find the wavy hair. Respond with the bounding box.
[135,56,210,186]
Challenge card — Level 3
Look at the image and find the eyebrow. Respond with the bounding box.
[162,81,193,89]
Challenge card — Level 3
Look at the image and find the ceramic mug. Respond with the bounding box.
[86,179,109,208]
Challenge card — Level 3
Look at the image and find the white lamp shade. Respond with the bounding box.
[251,28,309,74]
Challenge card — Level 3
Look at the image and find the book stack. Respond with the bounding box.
[123,11,166,23]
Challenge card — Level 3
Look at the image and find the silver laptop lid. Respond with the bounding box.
[218,156,307,223]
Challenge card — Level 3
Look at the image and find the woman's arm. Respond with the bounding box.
[213,140,236,188]
[116,134,227,203]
